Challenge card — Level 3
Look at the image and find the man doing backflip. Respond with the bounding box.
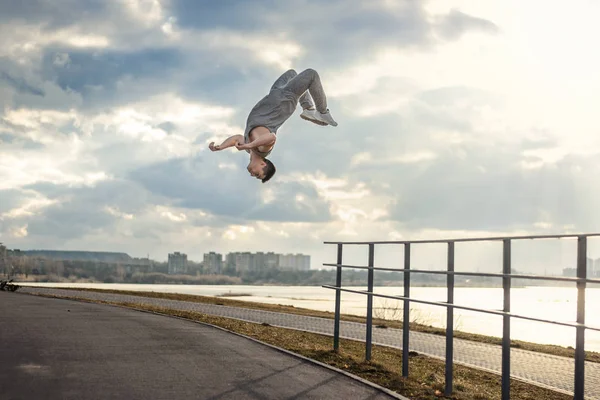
[208,68,337,183]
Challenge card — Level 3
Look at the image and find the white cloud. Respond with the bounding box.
[350,152,372,167]
[120,0,166,26]
[222,225,256,241]
[193,30,304,70]
[8,225,29,239]
[89,93,235,131]
[351,151,436,166]
[0,22,110,65]
[0,148,112,190]
[160,210,187,223]
[161,16,180,39]
[3,108,80,143]
[328,16,600,154]
[1,196,57,219]
[64,33,110,48]
[104,206,134,220]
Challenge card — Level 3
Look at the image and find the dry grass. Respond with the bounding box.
[48,287,600,363]
[26,291,571,400]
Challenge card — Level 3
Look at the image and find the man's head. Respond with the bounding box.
[247,157,276,183]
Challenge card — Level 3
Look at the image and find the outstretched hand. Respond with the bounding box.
[208,142,220,152]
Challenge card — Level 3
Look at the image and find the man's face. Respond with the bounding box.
[247,159,265,180]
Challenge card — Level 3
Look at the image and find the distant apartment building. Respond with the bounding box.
[278,253,310,271]
[228,252,253,273]
[253,252,279,271]
[225,253,237,271]
[168,252,188,275]
[563,257,600,278]
[203,252,223,274]
[226,252,275,273]
[266,252,279,269]
[224,251,311,273]
[590,257,600,278]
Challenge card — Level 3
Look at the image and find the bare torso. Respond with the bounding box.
[247,126,275,156]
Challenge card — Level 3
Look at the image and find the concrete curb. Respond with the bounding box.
[24,292,410,400]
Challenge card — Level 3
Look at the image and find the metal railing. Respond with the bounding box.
[322,233,600,400]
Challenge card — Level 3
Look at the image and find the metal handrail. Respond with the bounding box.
[321,285,600,332]
[322,263,600,284]
[324,232,600,245]
[322,234,594,400]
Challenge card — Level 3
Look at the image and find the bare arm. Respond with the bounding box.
[235,132,276,150]
[208,134,244,152]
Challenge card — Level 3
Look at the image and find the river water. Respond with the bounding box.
[21,282,600,352]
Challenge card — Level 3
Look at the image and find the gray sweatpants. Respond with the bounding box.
[270,68,329,114]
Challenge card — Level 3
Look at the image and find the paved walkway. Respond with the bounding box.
[1,292,400,400]
[19,287,599,399]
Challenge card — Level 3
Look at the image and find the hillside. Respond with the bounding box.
[21,250,132,263]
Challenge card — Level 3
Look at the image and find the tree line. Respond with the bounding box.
[2,254,430,286]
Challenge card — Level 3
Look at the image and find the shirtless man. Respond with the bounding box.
[208,68,337,183]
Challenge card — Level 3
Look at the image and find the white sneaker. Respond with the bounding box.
[300,109,328,126]
[300,108,338,127]
[317,109,338,127]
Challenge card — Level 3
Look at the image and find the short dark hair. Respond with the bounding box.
[262,158,276,183]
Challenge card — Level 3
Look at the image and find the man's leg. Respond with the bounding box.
[282,69,337,126]
[270,69,297,91]
[282,69,329,113]
[271,69,315,111]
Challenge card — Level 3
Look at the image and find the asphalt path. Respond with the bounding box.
[0,292,401,400]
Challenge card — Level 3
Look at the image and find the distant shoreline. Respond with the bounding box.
[14,277,600,289]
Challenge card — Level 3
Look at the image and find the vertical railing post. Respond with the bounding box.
[365,243,375,361]
[574,235,587,400]
[402,243,411,377]
[333,243,343,352]
[502,239,512,400]
[444,242,455,397]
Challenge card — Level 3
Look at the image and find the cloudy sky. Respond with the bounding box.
[1,0,600,273]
